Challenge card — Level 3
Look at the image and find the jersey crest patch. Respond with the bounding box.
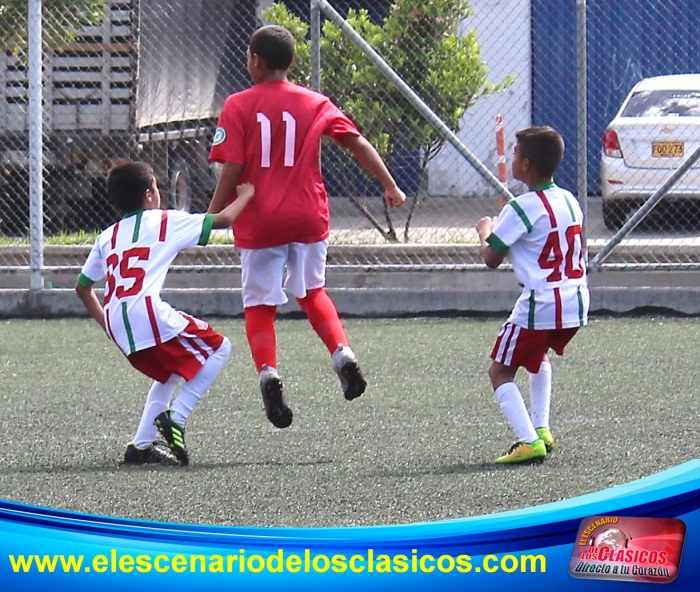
[212,127,226,146]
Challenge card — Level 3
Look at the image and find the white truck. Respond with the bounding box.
[0,0,256,235]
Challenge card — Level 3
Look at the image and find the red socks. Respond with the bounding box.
[296,287,348,354]
[245,289,347,371]
[244,305,278,372]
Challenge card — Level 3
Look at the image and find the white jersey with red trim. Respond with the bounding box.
[486,183,589,330]
[78,209,215,356]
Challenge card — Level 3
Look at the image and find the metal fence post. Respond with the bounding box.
[310,0,321,93]
[576,0,588,261]
[28,0,44,290]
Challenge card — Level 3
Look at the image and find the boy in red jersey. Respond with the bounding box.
[208,25,406,429]
[76,162,254,465]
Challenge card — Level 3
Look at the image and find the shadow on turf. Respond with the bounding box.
[129,459,336,471]
[0,455,548,476]
[0,458,335,475]
[369,461,508,478]
[370,456,556,478]
[0,464,118,475]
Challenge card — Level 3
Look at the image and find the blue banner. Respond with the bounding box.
[2,460,699,590]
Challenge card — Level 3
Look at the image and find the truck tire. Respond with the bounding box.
[0,171,29,236]
[169,159,192,212]
[602,201,626,231]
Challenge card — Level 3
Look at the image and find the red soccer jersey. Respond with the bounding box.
[209,80,361,249]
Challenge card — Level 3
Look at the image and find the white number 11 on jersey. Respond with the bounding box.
[257,112,296,167]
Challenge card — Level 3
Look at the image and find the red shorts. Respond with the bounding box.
[127,314,224,383]
[491,322,579,373]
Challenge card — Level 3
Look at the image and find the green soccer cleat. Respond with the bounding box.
[536,427,556,453]
[153,410,189,466]
[495,439,547,464]
[121,442,178,466]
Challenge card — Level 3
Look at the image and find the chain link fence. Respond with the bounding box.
[2,0,700,284]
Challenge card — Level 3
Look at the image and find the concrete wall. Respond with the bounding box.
[4,270,700,318]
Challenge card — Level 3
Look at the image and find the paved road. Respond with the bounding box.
[328,194,700,245]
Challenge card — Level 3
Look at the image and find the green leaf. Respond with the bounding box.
[1,0,104,49]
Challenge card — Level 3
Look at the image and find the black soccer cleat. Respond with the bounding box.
[153,410,189,466]
[259,365,293,429]
[121,442,179,466]
[332,346,367,401]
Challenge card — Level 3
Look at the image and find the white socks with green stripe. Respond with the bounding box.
[170,337,232,427]
[133,374,182,449]
[494,382,539,444]
[529,360,552,429]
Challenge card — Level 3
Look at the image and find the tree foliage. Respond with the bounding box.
[263,0,513,241]
[0,0,104,49]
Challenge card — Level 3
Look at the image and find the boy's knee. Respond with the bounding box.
[488,362,500,384]
[296,286,324,304]
[488,362,516,390]
[217,336,232,360]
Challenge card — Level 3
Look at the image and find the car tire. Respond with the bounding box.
[602,201,626,231]
[169,159,193,212]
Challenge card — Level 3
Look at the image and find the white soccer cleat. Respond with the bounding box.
[259,365,293,428]
[331,345,367,401]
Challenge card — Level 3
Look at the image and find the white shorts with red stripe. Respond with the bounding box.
[127,313,224,383]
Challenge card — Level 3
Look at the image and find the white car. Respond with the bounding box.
[600,73,700,230]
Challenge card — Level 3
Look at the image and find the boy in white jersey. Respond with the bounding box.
[476,126,589,464]
[75,162,254,466]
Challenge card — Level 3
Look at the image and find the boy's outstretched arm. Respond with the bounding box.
[335,134,406,208]
[212,183,255,229]
[208,162,244,214]
[476,216,505,269]
[75,283,106,332]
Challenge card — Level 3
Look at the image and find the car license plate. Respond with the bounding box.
[652,141,684,157]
